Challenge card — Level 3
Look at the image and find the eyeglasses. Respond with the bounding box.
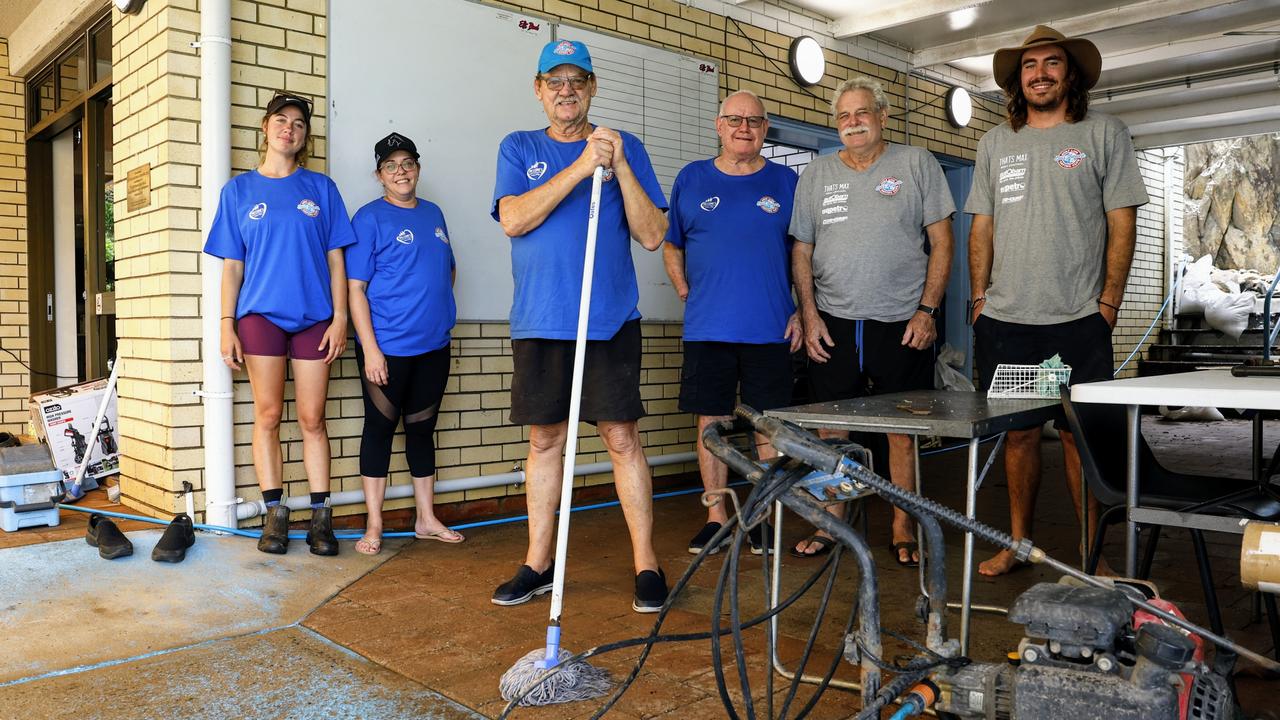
[379,158,420,174]
[541,74,592,91]
[719,115,766,128]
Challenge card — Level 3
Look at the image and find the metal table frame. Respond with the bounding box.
[767,390,1061,653]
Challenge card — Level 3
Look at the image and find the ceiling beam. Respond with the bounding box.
[913,0,1234,68]
[1131,118,1280,149]
[830,1,990,40]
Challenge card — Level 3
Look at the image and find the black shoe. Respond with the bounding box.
[151,514,195,563]
[749,523,772,556]
[0,432,18,447]
[257,505,290,554]
[688,521,728,555]
[86,515,133,560]
[491,564,555,606]
[306,506,339,556]
[633,568,668,614]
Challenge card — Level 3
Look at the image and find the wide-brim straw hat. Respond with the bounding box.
[992,24,1102,91]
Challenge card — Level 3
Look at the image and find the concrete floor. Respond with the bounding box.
[0,417,1276,719]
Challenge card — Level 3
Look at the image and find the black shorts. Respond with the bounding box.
[510,319,645,425]
[678,341,793,417]
[808,311,934,402]
[974,312,1114,429]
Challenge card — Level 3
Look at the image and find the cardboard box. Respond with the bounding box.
[29,377,120,487]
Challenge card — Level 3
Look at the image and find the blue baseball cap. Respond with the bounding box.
[538,39,593,74]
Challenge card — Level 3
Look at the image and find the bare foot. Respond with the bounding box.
[414,517,464,543]
[792,532,833,556]
[892,534,920,565]
[355,531,382,556]
[978,549,1023,576]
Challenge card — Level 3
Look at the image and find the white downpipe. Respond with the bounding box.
[198,0,235,528]
[234,451,698,521]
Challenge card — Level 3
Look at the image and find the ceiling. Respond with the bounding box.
[781,0,1280,148]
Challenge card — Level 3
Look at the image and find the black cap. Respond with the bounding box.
[265,92,312,124]
[374,132,420,168]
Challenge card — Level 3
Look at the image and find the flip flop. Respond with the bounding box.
[355,536,382,556]
[892,541,920,568]
[789,534,835,558]
[415,528,465,544]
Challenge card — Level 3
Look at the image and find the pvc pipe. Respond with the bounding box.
[198,0,236,529]
[233,451,697,521]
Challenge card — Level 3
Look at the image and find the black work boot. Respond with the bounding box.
[306,505,339,556]
[257,505,290,554]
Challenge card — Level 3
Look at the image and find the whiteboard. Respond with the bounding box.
[329,0,718,322]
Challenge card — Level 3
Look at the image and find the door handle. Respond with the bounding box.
[46,292,52,322]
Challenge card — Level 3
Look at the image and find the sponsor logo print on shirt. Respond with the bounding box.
[756,196,780,214]
[875,177,903,196]
[998,167,1026,182]
[553,40,576,56]
[248,202,267,220]
[396,229,414,245]
[527,161,547,180]
[822,193,848,206]
[296,199,320,217]
[699,196,720,212]
[821,205,847,215]
[1054,147,1087,169]
[435,227,449,244]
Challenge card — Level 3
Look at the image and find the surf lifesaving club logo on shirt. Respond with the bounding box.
[1055,147,1087,169]
[527,161,547,180]
[756,196,780,214]
[699,196,720,212]
[296,199,320,217]
[874,178,903,196]
[395,229,414,245]
[247,202,267,220]
[435,227,449,244]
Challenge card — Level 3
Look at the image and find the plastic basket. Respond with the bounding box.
[986,363,1072,399]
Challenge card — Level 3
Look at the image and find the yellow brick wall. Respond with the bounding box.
[0,41,29,431]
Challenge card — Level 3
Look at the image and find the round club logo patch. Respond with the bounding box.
[553,40,576,56]
[395,229,414,245]
[1055,147,1087,168]
[296,199,320,217]
[875,178,903,196]
[526,161,547,180]
[756,196,780,214]
[699,196,720,212]
[248,202,267,220]
[435,227,449,244]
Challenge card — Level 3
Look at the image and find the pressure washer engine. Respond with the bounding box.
[932,581,1235,719]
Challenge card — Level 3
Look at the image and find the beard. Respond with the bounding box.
[1023,77,1068,112]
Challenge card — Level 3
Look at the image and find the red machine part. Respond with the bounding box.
[1133,598,1204,719]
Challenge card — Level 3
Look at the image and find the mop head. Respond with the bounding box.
[499,648,612,706]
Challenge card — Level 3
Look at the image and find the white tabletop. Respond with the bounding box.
[1071,369,1280,410]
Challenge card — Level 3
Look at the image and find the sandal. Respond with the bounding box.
[415,528,465,544]
[789,534,836,558]
[355,536,382,556]
[892,541,920,568]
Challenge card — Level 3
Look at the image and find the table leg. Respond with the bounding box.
[961,436,979,655]
[1254,412,1264,487]
[1125,404,1140,577]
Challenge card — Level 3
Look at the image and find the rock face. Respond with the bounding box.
[1184,134,1280,272]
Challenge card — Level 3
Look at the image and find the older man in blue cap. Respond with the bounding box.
[489,39,670,612]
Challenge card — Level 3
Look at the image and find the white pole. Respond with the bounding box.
[198,0,236,528]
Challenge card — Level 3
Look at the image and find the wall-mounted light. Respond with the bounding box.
[945,86,973,128]
[114,0,146,13]
[788,36,825,87]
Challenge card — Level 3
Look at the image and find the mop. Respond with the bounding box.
[499,166,613,706]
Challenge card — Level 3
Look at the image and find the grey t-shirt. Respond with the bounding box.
[965,112,1149,325]
[790,143,955,322]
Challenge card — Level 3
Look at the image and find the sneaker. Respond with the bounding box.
[151,513,195,563]
[688,521,729,555]
[748,523,773,556]
[491,564,554,606]
[632,568,668,613]
[86,515,133,560]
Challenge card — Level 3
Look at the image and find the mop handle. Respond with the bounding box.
[548,165,605,624]
[70,358,120,494]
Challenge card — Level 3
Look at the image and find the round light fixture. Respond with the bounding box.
[788,36,825,87]
[114,0,145,13]
[945,86,973,128]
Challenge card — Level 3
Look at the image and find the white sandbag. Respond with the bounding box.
[1158,405,1225,422]
[1202,290,1255,338]
[1177,255,1216,315]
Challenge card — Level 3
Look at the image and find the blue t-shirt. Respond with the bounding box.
[347,198,457,356]
[666,159,798,343]
[203,168,356,332]
[491,128,668,340]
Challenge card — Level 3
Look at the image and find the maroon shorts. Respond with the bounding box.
[237,314,330,360]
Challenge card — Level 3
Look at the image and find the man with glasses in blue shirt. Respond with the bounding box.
[663,90,801,557]
[490,39,671,613]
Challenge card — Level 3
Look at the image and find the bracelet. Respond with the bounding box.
[1098,300,1121,312]
[971,296,986,304]
[221,315,234,320]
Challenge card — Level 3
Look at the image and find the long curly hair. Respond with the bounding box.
[1002,52,1090,131]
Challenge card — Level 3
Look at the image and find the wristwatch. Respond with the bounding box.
[916,303,937,317]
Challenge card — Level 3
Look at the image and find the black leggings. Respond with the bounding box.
[355,344,450,478]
